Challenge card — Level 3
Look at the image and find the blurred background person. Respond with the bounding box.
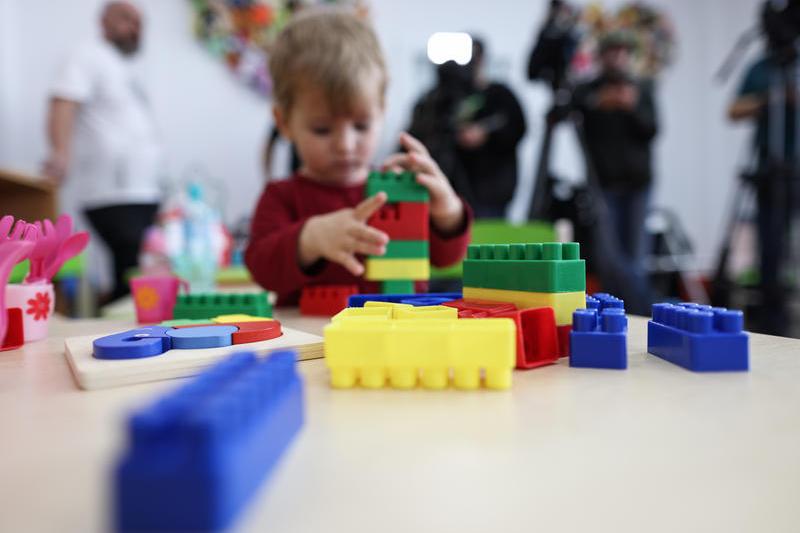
[409,37,526,218]
[573,31,658,306]
[42,1,163,303]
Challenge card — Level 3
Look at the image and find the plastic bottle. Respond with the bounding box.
[181,183,218,292]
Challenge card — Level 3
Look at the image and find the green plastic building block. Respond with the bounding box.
[462,242,585,293]
[370,240,429,259]
[173,292,272,320]
[382,280,415,294]
[366,171,429,203]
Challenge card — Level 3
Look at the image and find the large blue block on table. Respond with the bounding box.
[115,350,304,532]
[347,292,461,307]
[647,302,749,372]
[569,308,628,369]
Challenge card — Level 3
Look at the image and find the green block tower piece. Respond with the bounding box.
[463,242,586,293]
[365,171,429,203]
[382,280,415,294]
[172,292,272,320]
[365,171,430,295]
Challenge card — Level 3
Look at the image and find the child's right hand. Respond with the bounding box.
[298,192,389,276]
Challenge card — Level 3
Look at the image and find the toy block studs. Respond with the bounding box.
[569,307,628,369]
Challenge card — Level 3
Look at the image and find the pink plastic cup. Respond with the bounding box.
[5,282,55,342]
[130,275,189,324]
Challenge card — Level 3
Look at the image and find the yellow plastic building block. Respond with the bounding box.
[364,301,413,313]
[331,307,392,322]
[212,314,273,323]
[393,305,458,320]
[462,287,586,325]
[364,258,430,280]
[324,318,515,390]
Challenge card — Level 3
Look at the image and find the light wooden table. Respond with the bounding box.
[1,311,799,533]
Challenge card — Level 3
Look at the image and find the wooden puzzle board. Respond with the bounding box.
[64,326,323,390]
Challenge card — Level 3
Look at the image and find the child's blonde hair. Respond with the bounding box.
[269,8,387,115]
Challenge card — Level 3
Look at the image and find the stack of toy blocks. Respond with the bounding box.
[365,171,430,294]
[300,285,358,316]
[324,302,515,390]
[570,294,628,369]
[461,242,586,366]
[115,350,304,532]
[173,292,272,320]
[648,302,749,371]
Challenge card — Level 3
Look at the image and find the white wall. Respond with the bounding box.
[0,0,761,272]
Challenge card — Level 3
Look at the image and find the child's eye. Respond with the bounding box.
[311,127,331,135]
[355,122,371,132]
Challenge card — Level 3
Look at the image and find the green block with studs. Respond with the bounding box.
[365,171,429,203]
[462,242,585,293]
[173,292,272,320]
[381,280,415,294]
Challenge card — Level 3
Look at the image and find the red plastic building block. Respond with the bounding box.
[300,285,358,316]
[174,320,283,345]
[0,308,24,351]
[495,307,560,369]
[557,324,571,358]
[442,298,517,317]
[367,202,429,240]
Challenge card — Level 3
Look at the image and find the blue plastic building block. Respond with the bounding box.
[93,327,173,360]
[569,308,628,369]
[166,325,238,349]
[647,302,749,372]
[347,292,461,308]
[115,350,304,532]
[586,292,624,312]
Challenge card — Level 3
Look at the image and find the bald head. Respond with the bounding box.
[102,1,142,56]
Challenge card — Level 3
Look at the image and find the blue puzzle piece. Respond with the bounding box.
[93,327,173,360]
[166,325,238,349]
[115,350,304,532]
[348,292,461,307]
[569,308,627,369]
[647,302,749,372]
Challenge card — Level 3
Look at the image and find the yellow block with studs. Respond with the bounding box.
[462,287,585,325]
[364,257,430,280]
[212,314,273,323]
[324,317,515,390]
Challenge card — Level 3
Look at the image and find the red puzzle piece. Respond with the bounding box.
[300,285,358,316]
[173,320,283,345]
[0,308,24,351]
[494,307,560,369]
[367,202,429,240]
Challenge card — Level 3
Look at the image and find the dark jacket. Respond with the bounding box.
[574,75,658,190]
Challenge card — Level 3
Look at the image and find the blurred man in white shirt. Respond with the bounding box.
[44,1,162,302]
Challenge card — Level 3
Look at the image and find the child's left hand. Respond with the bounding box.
[382,132,465,235]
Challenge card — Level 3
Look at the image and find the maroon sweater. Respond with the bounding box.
[245,173,472,306]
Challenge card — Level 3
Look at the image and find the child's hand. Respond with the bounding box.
[298,193,389,276]
[383,132,465,235]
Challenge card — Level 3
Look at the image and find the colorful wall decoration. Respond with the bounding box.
[190,0,369,97]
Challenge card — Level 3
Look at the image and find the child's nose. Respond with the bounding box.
[333,127,357,153]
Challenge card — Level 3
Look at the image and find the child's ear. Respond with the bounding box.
[273,105,292,141]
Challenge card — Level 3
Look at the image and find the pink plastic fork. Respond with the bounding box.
[24,219,59,283]
[0,217,38,344]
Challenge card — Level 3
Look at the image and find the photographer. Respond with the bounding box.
[573,32,658,302]
[728,50,797,335]
[409,39,527,218]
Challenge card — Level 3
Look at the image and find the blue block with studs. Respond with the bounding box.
[570,307,628,369]
[115,350,304,532]
[647,302,749,372]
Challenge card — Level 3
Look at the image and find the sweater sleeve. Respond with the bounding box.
[626,82,658,141]
[429,201,474,268]
[244,184,325,298]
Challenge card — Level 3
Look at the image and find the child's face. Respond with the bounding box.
[276,81,384,186]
